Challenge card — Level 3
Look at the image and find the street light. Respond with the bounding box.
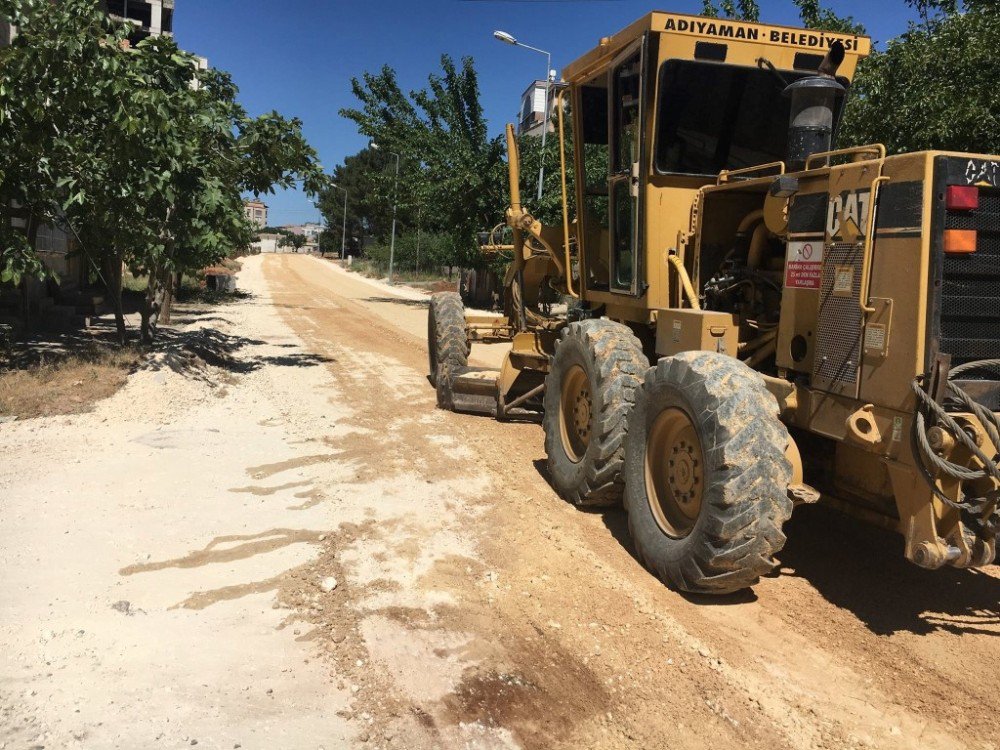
[328,183,348,260]
[309,199,323,255]
[370,140,401,283]
[493,29,553,201]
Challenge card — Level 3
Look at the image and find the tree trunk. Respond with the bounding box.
[140,265,170,345]
[160,272,176,325]
[102,254,127,345]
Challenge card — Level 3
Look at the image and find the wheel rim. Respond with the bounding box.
[559,365,592,463]
[645,407,704,538]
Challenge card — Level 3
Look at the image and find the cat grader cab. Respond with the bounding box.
[427,11,1000,593]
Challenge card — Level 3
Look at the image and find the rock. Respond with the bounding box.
[319,577,338,593]
[111,601,133,616]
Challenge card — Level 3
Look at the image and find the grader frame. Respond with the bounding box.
[430,11,1000,592]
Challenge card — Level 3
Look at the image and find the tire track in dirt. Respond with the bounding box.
[262,255,999,750]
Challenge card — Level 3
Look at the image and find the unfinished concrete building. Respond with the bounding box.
[103,0,174,43]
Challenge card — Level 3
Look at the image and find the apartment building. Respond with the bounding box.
[517,79,557,137]
[103,0,174,42]
[244,200,269,229]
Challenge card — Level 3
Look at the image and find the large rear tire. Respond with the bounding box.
[623,352,793,594]
[428,292,469,387]
[543,320,648,507]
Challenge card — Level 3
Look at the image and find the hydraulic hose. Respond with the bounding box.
[911,360,1000,534]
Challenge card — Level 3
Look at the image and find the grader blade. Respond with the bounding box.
[444,366,501,416]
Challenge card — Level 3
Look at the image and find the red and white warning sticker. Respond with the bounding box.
[785,240,823,290]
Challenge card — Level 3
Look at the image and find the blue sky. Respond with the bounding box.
[175,0,920,225]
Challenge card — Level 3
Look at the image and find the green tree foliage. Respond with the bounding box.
[793,0,866,34]
[701,0,761,21]
[317,148,398,256]
[0,0,326,342]
[337,55,506,269]
[279,233,308,252]
[317,228,340,257]
[840,2,1000,155]
[364,230,451,277]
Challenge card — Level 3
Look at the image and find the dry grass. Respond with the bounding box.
[0,345,141,421]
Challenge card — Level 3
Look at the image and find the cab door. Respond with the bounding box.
[608,38,647,296]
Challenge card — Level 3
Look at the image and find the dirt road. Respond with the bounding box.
[2,253,998,750]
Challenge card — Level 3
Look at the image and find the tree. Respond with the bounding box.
[317,148,398,256]
[279,233,308,252]
[0,0,327,343]
[338,55,506,270]
[840,2,1000,155]
[701,0,760,21]
[317,228,339,257]
[793,0,866,34]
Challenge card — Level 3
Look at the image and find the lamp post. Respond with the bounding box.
[309,199,324,255]
[493,30,553,202]
[370,141,401,283]
[328,183,348,259]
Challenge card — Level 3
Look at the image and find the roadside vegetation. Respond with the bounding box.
[0,342,140,420]
[0,0,328,345]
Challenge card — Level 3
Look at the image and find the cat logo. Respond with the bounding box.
[827,189,871,240]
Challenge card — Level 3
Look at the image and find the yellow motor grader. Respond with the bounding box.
[427,11,1000,593]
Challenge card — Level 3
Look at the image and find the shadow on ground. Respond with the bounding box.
[530,459,999,636]
[360,296,429,308]
[777,503,999,636]
[147,326,334,378]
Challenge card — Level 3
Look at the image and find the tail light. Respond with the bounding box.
[946,185,979,211]
[943,229,977,254]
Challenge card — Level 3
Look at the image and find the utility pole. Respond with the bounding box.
[340,185,348,260]
[388,151,400,282]
[329,183,348,260]
[416,204,422,274]
[493,30,553,201]
[370,142,401,283]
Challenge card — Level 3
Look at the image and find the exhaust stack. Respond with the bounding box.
[784,41,847,171]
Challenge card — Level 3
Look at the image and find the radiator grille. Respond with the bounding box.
[940,188,1000,364]
[813,241,865,395]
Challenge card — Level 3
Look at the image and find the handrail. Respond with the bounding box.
[557,89,578,298]
[717,161,785,185]
[859,175,890,314]
[805,144,886,170]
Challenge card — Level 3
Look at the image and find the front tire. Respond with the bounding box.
[542,320,648,506]
[428,292,468,387]
[623,352,793,594]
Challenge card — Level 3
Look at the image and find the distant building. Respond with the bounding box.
[518,79,557,137]
[0,18,14,46]
[281,223,323,241]
[279,223,322,253]
[251,232,282,254]
[103,0,174,43]
[251,232,313,255]
[244,200,268,229]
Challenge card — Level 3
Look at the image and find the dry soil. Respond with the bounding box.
[1,253,997,750]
